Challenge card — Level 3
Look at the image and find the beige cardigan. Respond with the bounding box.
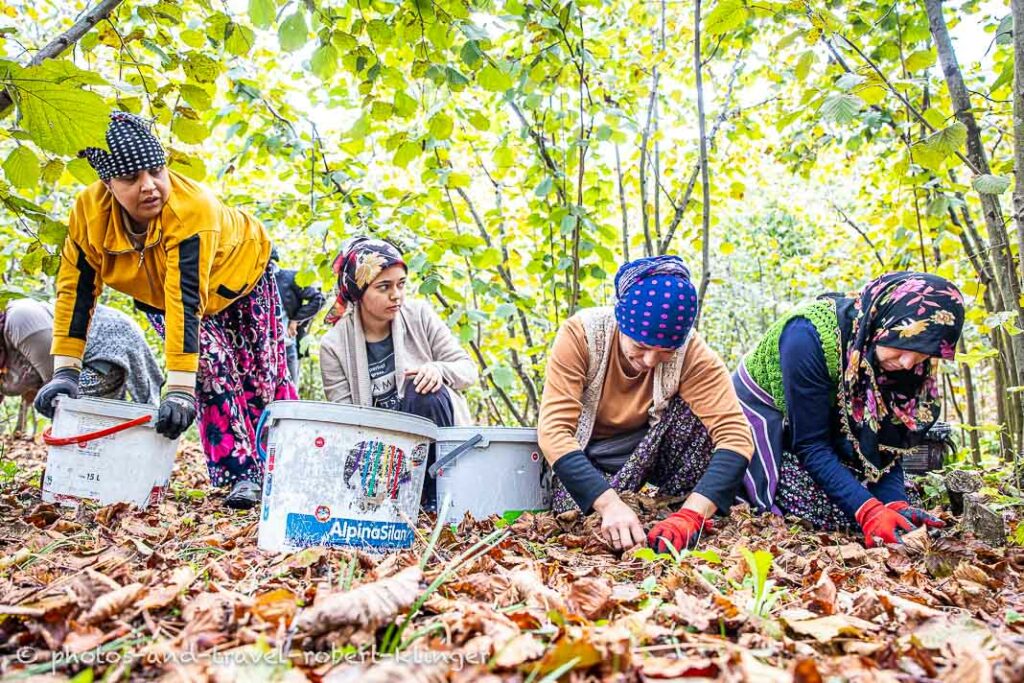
[319,298,478,425]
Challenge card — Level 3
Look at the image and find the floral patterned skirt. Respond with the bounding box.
[552,397,713,513]
[147,269,297,487]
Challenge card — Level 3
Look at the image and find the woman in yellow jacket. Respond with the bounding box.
[34,112,297,509]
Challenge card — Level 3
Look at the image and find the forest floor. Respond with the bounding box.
[0,435,1023,682]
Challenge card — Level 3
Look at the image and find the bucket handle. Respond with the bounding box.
[428,433,483,479]
[256,408,271,462]
[43,415,153,447]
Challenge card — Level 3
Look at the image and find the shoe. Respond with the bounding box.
[224,479,261,510]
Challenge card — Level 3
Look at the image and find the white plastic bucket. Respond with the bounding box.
[432,427,552,523]
[41,396,177,508]
[257,401,437,553]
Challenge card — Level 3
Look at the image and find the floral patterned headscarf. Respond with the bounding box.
[838,272,964,480]
[324,237,406,325]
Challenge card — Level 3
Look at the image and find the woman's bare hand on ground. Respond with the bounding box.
[593,490,646,551]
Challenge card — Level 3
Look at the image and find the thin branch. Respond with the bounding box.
[0,0,126,113]
[830,202,886,267]
[693,0,712,325]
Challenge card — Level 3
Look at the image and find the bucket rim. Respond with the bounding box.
[436,426,538,444]
[54,396,158,422]
[264,400,439,441]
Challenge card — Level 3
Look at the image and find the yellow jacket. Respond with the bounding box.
[52,170,271,376]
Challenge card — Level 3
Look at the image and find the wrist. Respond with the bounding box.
[855,497,882,524]
[592,489,620,514]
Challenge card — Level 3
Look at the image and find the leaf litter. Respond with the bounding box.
[0,436,1022,681]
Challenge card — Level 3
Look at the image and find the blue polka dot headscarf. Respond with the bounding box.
[613,255,698,349]
[79,111,166,181]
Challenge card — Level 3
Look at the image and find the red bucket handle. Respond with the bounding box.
[43,415,153,446]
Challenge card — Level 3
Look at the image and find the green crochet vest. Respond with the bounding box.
[743,300,842,415]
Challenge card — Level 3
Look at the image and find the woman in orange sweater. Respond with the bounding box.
[34,112,296,508]
[539,256,754,553]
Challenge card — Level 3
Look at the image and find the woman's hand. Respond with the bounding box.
[405,364,443,394]
[593,490,646,551]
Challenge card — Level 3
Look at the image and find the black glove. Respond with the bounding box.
[34,367,81,418]
[155,391,198,440]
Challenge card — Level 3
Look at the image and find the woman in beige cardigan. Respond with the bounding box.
[319,237,478,504]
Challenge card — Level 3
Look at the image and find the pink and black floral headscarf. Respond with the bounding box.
[838,272,964,478]
[324,237,406,325]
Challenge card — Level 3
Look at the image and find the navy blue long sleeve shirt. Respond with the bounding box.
[778,318,906,519]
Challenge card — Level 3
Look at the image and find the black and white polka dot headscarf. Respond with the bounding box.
[79,111,166,181]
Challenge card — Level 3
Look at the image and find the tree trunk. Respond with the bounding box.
[693,0,712,324]
[957,340,982,465]
[926,0,1024,390]
[1015,0,1024,304]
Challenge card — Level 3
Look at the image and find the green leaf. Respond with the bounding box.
[495,303,516,319]
[394,90,417,118]
[179,84,212,110]
[393,140,420,168]
[225,22,255,56]
[3,146,40,189]
[478,65,513,92]
[310,43,338,80]
[171,116,209,144]
[66,157,98,184]
[473,248,501,268]
[705,0,748,36]
[491,364,516,391]
[279,10,308,52]
[182,51,220,83]
[370,101,393,121]
[468,111,490,131]
[819,93,864,124]
[795,50,815,82]
[535,176,553,197]
[460,40,484,67]
[428,113,454,140]
[294,268,317,287]
[38,219,68,247]
[972,174,1011,195]
[249,0,275,29]
[11,65,110,156]
[996,15,1013,46]
[926,122,967,157]
[905,49,936,73]
[40,158,64,184]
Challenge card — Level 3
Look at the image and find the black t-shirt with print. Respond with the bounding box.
[366,335,400,410]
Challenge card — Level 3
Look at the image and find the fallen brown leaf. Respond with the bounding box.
[293,565,423,636]
[80,582,146,626]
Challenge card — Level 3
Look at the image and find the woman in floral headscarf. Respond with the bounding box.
[735,272,965,547]
[318,237,478,505]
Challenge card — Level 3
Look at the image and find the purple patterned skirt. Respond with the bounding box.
[551,397,713,513]
[147,268,298,487]
[733,364,852,530]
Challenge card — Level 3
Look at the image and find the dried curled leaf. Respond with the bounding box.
[568,576,612,619]
[508,569,565,612]
[492,632,545,668]
[139,565,197,611]
[294,566,423,636]
[80,582,145,626]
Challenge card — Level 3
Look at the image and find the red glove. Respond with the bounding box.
[647,508,712,554]
[855,498,913,548]
[886,501,945,528]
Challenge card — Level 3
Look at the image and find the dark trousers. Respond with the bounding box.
[397,383,454,507]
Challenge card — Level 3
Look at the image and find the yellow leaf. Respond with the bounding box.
[720,242,736,255]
